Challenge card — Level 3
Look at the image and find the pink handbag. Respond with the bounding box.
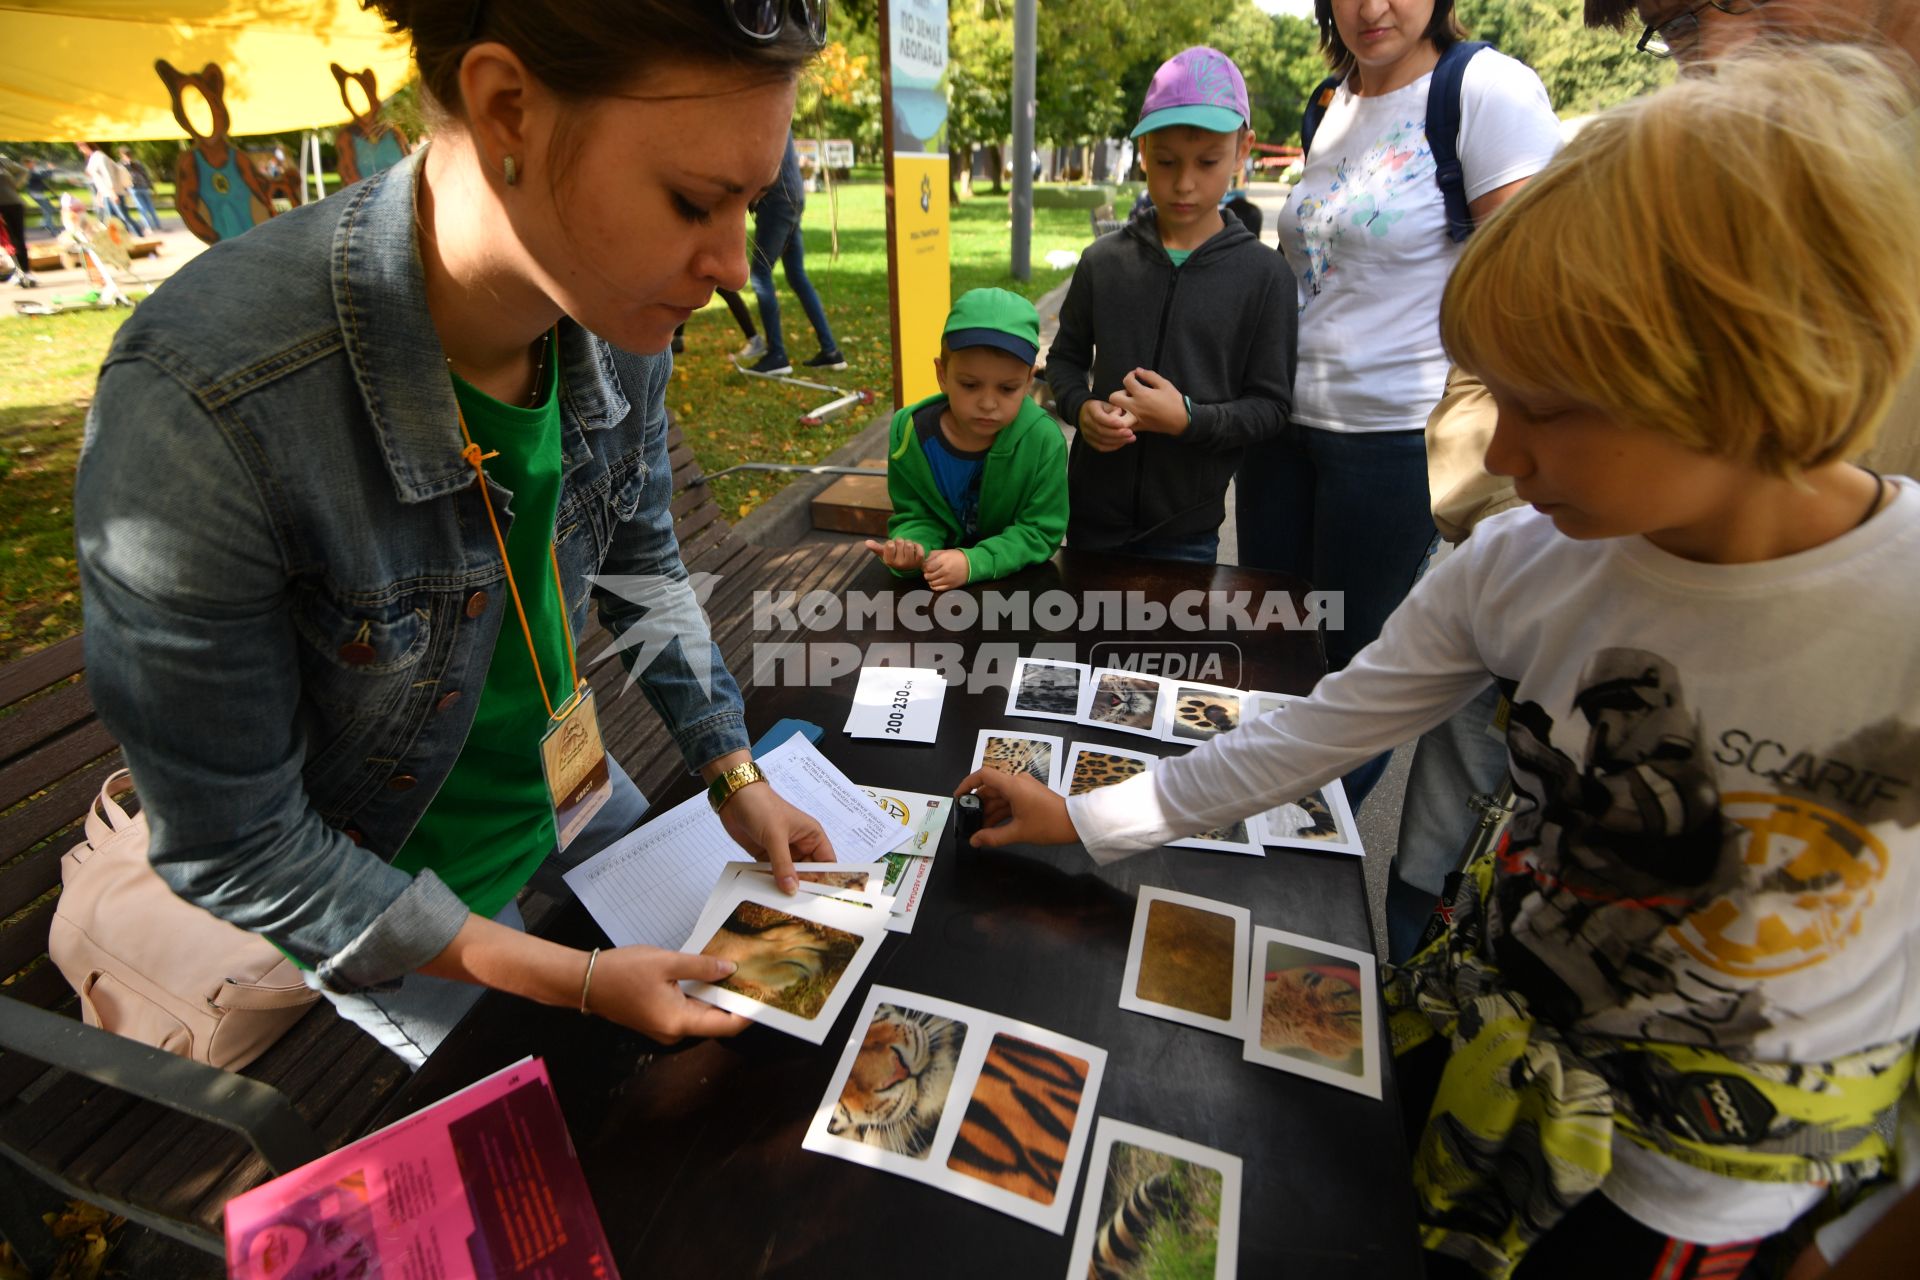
[47,770,319,1070]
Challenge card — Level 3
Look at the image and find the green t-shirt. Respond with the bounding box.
[391,355,571,920]
[1166,247,1193,267]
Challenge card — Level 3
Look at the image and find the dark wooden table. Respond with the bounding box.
[383,551,1425,1279]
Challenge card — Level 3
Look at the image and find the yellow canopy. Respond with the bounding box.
[0,1,415,141]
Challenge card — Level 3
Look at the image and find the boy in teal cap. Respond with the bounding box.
[1046,46,1294,562]
[864,288,1068,591]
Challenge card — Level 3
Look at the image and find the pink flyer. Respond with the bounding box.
[225,1057,616,1280]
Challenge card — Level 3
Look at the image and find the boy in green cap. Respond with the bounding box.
[864,288,1068,591]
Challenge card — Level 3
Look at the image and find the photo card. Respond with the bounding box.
[1169,817,1264,857]
[1059,741,1159,799]
[971,728,1065,793]
[803,985,1107,1234]
[721,861,889,897]
[1083,669,1169,740]
[1063,1119,1243,1280]
[679,879,888,1045]
[1006,658,1092,724]
[1161,682,1244,745]
[1242,927,1381,1099]
[1255,778,1363,857]
[1118,888,1251,1038]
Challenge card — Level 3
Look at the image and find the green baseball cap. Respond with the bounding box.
[942,287,1041,366]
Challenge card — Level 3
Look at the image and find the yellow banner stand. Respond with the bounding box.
[880,0,951,408]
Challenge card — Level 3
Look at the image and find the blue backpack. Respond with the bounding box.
[1300,41,1490,244]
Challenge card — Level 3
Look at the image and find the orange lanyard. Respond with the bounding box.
[454,400,581,721]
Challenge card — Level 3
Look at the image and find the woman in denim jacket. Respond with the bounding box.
[73,0,835,1067]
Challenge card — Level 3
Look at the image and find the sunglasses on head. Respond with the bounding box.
[723,0,830,48]
[463,1,829,50]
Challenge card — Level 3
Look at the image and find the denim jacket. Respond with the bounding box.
[74,151,749,992]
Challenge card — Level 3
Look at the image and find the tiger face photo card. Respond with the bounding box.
[1059,741,1158,799]
[1241,927,1381,1099]
[1063,1119,1243,1280]
[1007,657,1092,723]
[972,729,1065,793]
[1118,888,1251,1038]
[1083,669,1168,739]
[1161,683,1243,744]
[679,880,888,1045]
[804,985,1108,1234]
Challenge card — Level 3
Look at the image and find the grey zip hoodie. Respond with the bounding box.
[1046,212,1295,551]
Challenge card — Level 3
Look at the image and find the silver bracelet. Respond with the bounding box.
[579,946,601,1015]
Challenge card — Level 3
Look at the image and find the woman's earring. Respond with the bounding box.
[503,155,518,187]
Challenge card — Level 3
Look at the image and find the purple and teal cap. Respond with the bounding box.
[1131,46,1250,140]
[943,287,1041,366]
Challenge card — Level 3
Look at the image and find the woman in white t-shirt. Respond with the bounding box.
[1237,0,1559,803]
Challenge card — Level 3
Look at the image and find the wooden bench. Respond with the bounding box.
[0,420,869,1269]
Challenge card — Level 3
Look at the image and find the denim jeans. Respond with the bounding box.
[310,759,652,1068]
[130,188,161,231]
[749,202,839,365]
[1114,527,1220,565]
[1236,423,1436,809]
[99,193,141,236]
[30,194,58,232]
[1387,681,1509,962]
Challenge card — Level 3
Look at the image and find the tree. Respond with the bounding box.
[947,0,1014,195]
[1457,0,1672,116]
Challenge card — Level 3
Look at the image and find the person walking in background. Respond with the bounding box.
[0,155,39,287]
[118,147,163,232]
[25,161,59,233]
[741,132,845,376]
[79,141,142,236]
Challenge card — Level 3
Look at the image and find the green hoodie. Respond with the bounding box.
[884,392,1068,583]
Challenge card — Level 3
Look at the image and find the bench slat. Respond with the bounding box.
[0,900,57,986]
[0,637,86,708]
[0,722,120,815]
[0,755,119,870]
[0,682,96,769]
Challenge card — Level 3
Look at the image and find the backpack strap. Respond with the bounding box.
[1300,74,1343,157]
[1429,41,1491,243]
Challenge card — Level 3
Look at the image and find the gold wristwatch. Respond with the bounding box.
[707,760,767,813]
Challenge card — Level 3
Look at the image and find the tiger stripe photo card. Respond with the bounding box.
[1064,1119,1242,1280]
[1118,888,1252,1038]
[802,985,1108,1234]
[1242,927,1382,1100]
[971,728,1066,794]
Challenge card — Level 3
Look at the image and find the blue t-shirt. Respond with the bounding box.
[914,401,986,543]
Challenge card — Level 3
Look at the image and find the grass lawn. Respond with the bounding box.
[0,177,1103,664]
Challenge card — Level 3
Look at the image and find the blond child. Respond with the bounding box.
[959,46,1920,1280]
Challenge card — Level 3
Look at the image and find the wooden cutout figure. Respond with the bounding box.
[331,64,411,187]
[154,60,279,244]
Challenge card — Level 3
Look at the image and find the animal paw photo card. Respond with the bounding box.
[803,985,1108,1234]
[677,877,889,1045]
[1063,1119,1243,1280]
[1242,927,1381,1099]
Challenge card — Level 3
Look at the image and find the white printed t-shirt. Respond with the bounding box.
[1070,481,1920,1241]
[1282,51,1560,433]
